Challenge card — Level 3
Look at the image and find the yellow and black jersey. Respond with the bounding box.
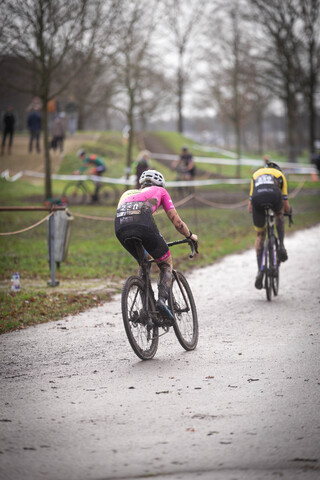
[249,167,288,200]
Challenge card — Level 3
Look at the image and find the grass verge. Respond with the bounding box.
[0,290,112,332]
[1,131,319,334]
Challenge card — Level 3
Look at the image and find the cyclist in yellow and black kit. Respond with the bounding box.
[248,161,292,289]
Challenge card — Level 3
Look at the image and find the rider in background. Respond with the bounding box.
[248,161,292,289]
[173,146,196,180]
[132,150,151,189]
[74,149,106,202]
[114,169,198,323]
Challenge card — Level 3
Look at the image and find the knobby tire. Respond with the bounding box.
[121,276,159,360]
[264,239,273,301]
[169,271,198,350]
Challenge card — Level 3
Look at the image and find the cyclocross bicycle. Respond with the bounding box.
[260,206,293,301]
[62,179,119,206]
[121,238,199,360]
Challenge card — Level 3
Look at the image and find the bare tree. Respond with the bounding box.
[0,0,120,200]
[111,0,166,173]
[296,0,320,156]
[161,0,207,133]
[200,1,257,173]
[249,0,305,162]
[64,50,118,131]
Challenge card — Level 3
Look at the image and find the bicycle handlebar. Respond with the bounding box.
[167,238,198,258]
[265,205,294,227]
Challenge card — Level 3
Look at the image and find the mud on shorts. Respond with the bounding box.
[251,186,283,231]
[114,201,170,263]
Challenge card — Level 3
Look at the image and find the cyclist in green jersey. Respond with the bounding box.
[74,149,106,202]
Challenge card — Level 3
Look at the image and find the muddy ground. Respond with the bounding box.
[1,224,319,480]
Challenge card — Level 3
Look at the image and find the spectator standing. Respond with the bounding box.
[51,113,66,153]
[263,154,270,165]
[173,146,196,180]
[65,95,78,136]
[311,151,320,176]
[133,150,151,188]
[1,106,15,155]
[27,108,42,153]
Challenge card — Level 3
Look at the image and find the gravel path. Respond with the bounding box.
[1,225,319,480]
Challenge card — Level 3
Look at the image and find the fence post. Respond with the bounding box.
[48,213,59,287]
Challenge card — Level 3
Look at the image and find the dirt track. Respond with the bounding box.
[1,224,319,480]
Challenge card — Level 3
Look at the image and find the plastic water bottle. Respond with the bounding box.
[11,272,21,292]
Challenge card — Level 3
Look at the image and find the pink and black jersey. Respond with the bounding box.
[118,186,175,214]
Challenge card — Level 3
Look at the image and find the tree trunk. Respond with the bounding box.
[77,104,85,131]
[42,100,52,200]
[177,67,184,134]
[285,87,298,162]
[308,70,316,156]
[235,118,241,178]
[126,100,134,180]
[257,108,264,155]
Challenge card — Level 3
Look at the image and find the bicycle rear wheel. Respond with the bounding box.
[264,239,273,301]
[121,276,159,360]
[99,184,119,206]
[62,182,87,205]
[169,271,198,350]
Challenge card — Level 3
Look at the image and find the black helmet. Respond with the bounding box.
[266,161,282,172]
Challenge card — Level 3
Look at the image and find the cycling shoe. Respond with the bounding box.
[278,247,288,262]
[156,298,175,326]
[255,271,264,290]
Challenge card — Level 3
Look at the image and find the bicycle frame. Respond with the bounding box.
[121,237,199,359]
[128,237,196,331]
[261,206,279,300]
[261,207,277,267]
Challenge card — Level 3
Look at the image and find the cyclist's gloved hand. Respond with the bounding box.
[190,233,198,254]
[289,207,293,225]
[190,233,198,243]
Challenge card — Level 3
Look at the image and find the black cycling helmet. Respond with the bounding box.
[266,161,282,172]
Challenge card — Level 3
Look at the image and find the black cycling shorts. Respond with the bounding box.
[114,202,170,263]
[251,186,283,230]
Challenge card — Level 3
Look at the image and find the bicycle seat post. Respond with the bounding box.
[124,238,149,279]
[264,206,274,227]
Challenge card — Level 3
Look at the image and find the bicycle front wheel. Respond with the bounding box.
[264,239,273,301]
[121,276,159,360]
[169,271,198,350]
[272,237,280,296]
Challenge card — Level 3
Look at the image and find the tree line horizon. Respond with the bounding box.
[0,0,319,198]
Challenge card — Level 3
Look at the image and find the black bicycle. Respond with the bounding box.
[121,238,199,360]
[62,179,119,206]
[260,206,293,301]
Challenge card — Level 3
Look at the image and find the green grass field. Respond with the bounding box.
[1,131,319,333]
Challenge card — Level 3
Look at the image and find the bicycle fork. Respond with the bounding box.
[172,271,190,314]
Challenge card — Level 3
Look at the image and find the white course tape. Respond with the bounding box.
[2,169,250,187]
[150,152,317,173]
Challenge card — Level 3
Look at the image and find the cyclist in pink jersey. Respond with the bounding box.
[115,170,198,322]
